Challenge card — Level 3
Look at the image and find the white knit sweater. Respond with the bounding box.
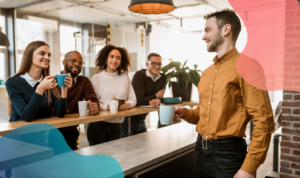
[91,71,137,123]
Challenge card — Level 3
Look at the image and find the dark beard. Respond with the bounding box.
[208,30,223,52]
[65,63,80,78]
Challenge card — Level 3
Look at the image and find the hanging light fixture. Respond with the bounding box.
[0,27,10,47]
[128,0,176,14]
[0,8,10,47]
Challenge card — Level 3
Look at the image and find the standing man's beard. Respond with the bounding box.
[65,63,81,78]
[208,30,223,52]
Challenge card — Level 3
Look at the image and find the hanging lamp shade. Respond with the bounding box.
[128,0,176,14]
[0,27,10,47]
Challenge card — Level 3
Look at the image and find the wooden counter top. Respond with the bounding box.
[0,107,157,136]
[0,102,198,136]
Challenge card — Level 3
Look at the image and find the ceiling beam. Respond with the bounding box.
[15,0,54,10]
[63,0,128,16]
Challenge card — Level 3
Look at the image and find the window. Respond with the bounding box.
[0,15,7,81]
[16,18,43,72]
[0,15,5,34]
[0,52,5,81]
[60,25,82,70]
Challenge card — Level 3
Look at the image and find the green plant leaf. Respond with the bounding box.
[164,72,175,88]
[161,61,181,74]
[182,60,187,68]
[189,70,201,87]
[168,80,172,89]
[193,64,198,70]
[162,60,202,89]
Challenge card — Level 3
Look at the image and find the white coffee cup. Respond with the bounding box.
[78,101,88,116]
[159,106,175,125]
[109,100,119,114]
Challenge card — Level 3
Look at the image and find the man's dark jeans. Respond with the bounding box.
[122,117,147,137]
[195,140,247,178]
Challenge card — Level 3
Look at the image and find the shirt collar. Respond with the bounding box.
[213,48,238,64]
[146,69,161,82]
[20,72,43,87]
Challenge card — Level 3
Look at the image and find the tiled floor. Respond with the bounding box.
[78,113,278,178]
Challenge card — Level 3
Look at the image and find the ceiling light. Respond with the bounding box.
[0,27,9,47]
[128,0,176,14]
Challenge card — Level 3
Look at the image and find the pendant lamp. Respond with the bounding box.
[128,0,176,14]
[0,27,9,47]
[0,8,10,47]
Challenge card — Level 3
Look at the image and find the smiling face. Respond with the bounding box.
[146,56,162,76]
[106,49,121,73]
[63,52,83,77]
[202,17,223,52]
[31,45,51,70]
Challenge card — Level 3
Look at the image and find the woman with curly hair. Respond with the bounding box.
[87,45,137,145]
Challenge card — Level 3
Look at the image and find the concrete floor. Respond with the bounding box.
[78,112,277,178]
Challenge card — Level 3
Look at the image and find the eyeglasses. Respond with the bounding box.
[147,61,162,67]
[65,59,85,66]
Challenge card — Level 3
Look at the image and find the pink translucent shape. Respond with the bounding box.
[229,0,300,92]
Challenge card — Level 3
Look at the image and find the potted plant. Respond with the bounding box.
[161,60,202,101]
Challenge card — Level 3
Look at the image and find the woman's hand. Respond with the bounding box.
[61,73,72,98]
[36,75,57,95]
[119,103,131,111]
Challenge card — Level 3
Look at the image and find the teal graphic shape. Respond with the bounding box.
[0,123,124,178]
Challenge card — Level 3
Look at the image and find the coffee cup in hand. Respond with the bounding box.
[116,99,125,110]
[109,100,119,114]
[78,101,88,116]
[55,74,68,87]
[159,106,175,125]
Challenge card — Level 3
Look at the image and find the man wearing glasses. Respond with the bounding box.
[122,53,166,137]
[58,51,99,150]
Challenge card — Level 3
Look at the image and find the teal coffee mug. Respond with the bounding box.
[159,106,175,125]
[55,74,68,87]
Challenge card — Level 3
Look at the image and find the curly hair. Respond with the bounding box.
[205,9,241,42]
[95,45,131,75]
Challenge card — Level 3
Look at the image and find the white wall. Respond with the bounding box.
[149,19,283,106]
[149,22,248,101]
[109,20,145,80]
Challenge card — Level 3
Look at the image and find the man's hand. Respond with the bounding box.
[87,100,99,115]
[156,89,165,99]
[61,73,72,98]
[149,99,161,107]
[234,169,255,178]
[173,106,184,123]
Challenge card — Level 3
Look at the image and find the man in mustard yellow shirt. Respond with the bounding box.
[174,9,274,178]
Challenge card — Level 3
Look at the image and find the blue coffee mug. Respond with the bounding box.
[55,74,68,87]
